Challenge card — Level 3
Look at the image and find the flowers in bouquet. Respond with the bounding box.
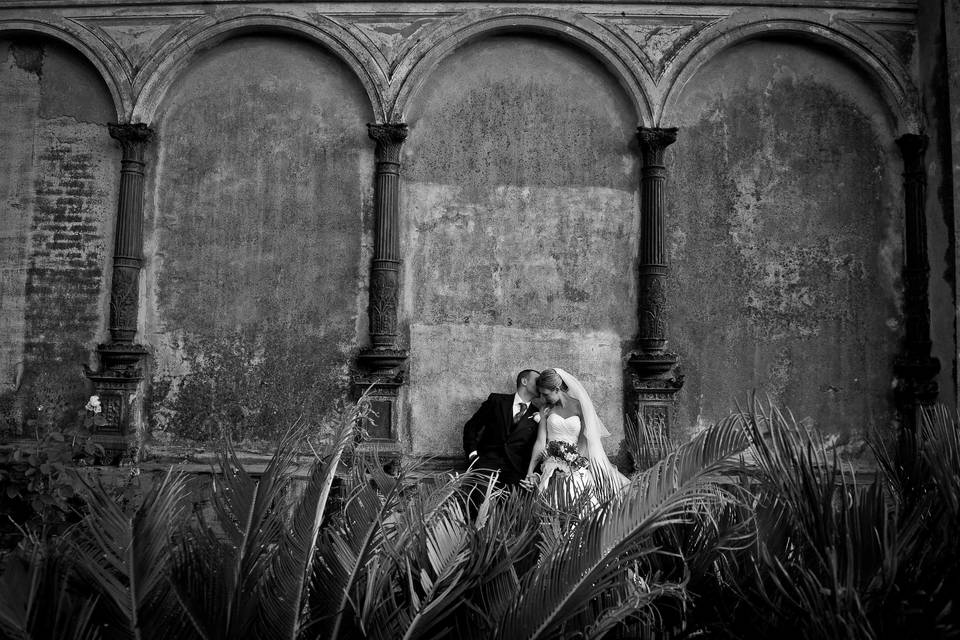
[546,440,588,470]
[84,395,102,414]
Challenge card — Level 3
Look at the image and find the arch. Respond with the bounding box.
[391,10,654,126]
[132,13,387,123]
[0,18,128,121]
[659,18,919,133]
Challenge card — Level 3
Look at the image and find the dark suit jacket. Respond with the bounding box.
[463,393,539,485]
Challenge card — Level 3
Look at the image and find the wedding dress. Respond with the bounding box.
[536,368,629,496]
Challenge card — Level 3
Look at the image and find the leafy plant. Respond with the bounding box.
[2,397,957,640]
[0,397,105,547]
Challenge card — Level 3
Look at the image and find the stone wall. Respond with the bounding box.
[0,0,953,464]
[143,35,373,444]
[668,38,903,435]
[0,34,118,437]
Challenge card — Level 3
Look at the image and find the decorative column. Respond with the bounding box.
[893,133,940,426]
[626,127,684,436]
[354,123,409,451]
[85,123,154,460]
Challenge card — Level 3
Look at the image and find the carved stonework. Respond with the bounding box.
[629,127,684,433]
[893,133,940,420]
[82,372,139,461]
[368,123,408,165]
[594,17,719,80]
[347,17,444,73]
[369,260,400,343]
[357,122,410,441]
[108,122,154,163]
[642,404,668,434]
[86,123,154,460]
[638,127,678,167]
[109,265,140,343]
[70,15,203,74]
[625,372,684,437]
[635,127,678,357]
[638,267,667,351]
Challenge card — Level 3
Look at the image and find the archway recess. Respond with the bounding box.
[0,19,127,120]
[659,18,919,132]
[391,11,654,126]
[131,13,386,123]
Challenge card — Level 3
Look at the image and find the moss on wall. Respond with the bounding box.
[668,39,902,437]
[144,36,374,445]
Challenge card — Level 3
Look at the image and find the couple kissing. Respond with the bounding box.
[463,368,628,495]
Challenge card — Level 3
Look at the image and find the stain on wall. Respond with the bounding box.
[0,36,117,437]
[667,39,902,437]
[144,36,373,444]
[402,35,639,456]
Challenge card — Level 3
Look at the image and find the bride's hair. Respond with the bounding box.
[537,368,568,392]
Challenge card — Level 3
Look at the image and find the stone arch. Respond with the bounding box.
[660,18,918,132]
[391,11,653,126]
[0,19,128,120]
[661,26,907,439]
[132,13,386,123]
[142,27,375,442]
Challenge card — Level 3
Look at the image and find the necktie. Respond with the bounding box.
[514,402,527,424]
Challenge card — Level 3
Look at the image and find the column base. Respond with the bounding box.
[625,350,684,438]
[356,346,408,378]
[893,352,940,426]
[353,347,408,457]
[83,342,148,462]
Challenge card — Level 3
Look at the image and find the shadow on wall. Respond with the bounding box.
[0,36,118,438]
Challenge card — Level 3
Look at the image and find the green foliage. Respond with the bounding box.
[0,399,958,640]
[699,403,960,640]
[0,402,105,547]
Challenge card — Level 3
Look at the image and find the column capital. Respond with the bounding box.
[368,122,408,146]
[896,133,928,178]
[896,132,928,157]
[108,123,154,162]
[637,127,678,154]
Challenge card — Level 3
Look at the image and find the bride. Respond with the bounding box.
[524,368,629,497]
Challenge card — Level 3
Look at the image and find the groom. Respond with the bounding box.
[463,369,541,486]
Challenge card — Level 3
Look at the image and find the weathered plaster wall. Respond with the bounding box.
[917,0,959,409]
[947,0,960,405]
[667,39,902,437]
[143,35,373,444]
[402,35,638,457]
[0,35,117,436]
[2,2,953,463]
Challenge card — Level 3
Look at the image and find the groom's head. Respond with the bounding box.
[516,369,539,400]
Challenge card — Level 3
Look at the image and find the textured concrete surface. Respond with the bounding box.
[408,324,626,457]
[402,35,638,454]
[143,36,373,443]
[0,36,117,436]
[0,3,955,463]
[668,39,902,437]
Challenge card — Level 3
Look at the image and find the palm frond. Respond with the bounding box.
[358,471,495,640]
[168,423,306,640]
[0,539,100,640]
[498,417,749,640]
[307,457,406,640]
[69,468,189,640]
[255,401,364,640]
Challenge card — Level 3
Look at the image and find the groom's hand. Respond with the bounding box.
[520,472,540,490]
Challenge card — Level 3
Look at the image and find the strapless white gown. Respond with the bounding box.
[538,414,591,494]
[546,413,581,445]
